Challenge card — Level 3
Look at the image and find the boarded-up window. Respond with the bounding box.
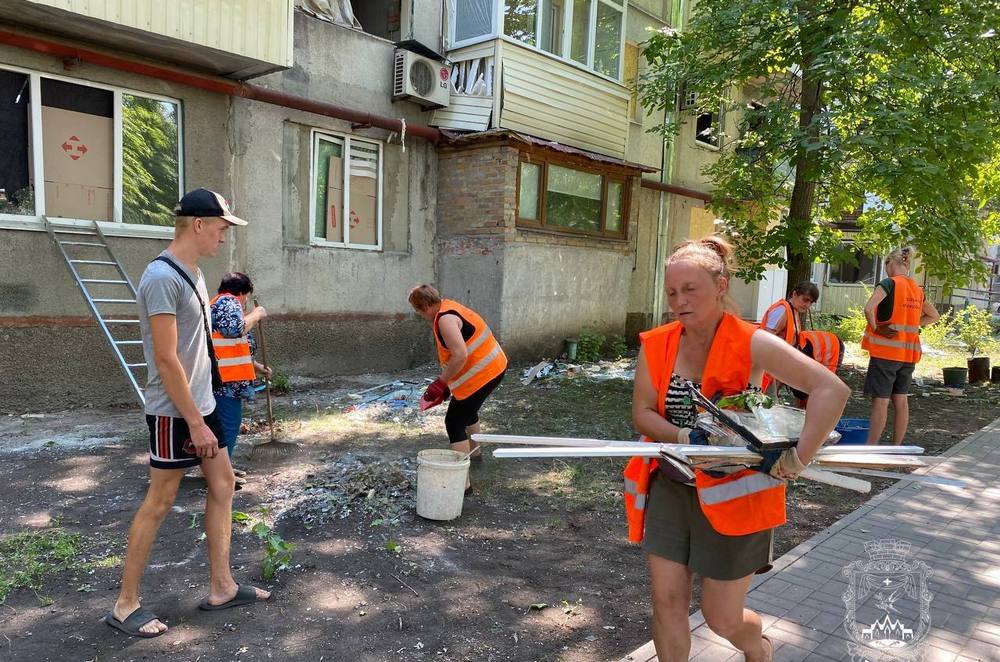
[312,131,381,249]
[40,78,113,222]
[624,42,640,123]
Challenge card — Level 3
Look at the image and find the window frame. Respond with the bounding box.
[825,242,884,286]
[455,0,626,82]
[308,128,384,252]
[515,152,629,240]
[0,63,184,237]
[694,104,725,150]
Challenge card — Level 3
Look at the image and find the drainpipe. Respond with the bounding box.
[649,0,687,326]
[0,29,442,143]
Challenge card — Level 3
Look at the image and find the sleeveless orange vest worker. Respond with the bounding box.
[760,299,800,346]
[623,313,786,542]
[799,330,842,374]
[433,299,508,400]
[861,276,924,364]
[208,294,256,383]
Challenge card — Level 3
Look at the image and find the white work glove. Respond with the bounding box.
[769,447,807,480]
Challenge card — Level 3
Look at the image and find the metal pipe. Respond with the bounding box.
[0,29,442,142]
[640,177,712,202]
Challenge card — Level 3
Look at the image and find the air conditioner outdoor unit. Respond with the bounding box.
[393,49,450,109]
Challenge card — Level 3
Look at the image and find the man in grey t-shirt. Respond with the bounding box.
[105,189,270,638]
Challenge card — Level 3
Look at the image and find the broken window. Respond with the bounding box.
[40,78,114,222]
[0,66,183,227]
[695,107,723,149]
[0,69,32,215]
[828,245,880,285]
[351,0,402,41]
[516,155,628,238]
[311,130,382,250]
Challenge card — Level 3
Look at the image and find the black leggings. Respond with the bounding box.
[445,370,506,443]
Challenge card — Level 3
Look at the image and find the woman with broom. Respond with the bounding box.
[625,236,849,661]
[210,272,269,489]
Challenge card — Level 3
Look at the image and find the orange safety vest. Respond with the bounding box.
[799,330,842,374]
[759,299,801,391]
[209,294,256,383]
[623,313,786,542]
[861,276,924,364]
[434,299,508,400]
[760,298,800,346]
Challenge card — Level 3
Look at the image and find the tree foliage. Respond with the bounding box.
[639,0,1000,289]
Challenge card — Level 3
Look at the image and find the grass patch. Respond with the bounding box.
[0,527,83,603]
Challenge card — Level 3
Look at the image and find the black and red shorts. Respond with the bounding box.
[145,410,226,470]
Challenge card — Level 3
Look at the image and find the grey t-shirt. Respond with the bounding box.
[137,250,215,417]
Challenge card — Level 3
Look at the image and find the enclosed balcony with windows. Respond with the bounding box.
[436,0,630,159]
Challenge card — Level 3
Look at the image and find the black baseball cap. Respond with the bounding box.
[174,188,247,226]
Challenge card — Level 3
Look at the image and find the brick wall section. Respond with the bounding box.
[438,142,640,257]
[437,144,519,239]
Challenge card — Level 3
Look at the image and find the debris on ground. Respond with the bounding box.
[520,358,635,386]
[341,381,429,417]
[270,454,416,529]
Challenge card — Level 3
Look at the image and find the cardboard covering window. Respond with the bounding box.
[347,142,378,246]
[40,79,114,222]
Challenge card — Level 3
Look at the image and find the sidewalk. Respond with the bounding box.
[619,419,1000,662]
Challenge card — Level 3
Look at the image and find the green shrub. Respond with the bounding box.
[605,334,628,360]
[835,307,868,344]
[577,329,606,363]
[269,372,290,394]
[953,306,995,357]
[807,312,839,333]
[919,310,956,350]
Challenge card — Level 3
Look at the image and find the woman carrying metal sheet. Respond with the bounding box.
[626,236,850,661]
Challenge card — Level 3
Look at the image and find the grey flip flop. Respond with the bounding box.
[198,583,264,611]
[104,607,166,638]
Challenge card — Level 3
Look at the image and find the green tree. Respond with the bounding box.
[122,95,179,226]
[640,0,1000,289]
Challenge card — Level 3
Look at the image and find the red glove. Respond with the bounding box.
[419,379,450,411]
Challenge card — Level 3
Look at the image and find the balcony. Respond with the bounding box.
[3,0,294,78]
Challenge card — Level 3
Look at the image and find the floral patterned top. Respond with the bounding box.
[210,294,257,401]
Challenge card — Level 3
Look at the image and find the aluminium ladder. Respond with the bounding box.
[45,217,146,404]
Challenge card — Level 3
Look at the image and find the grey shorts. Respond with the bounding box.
[642,470,774,580]
[863,357,915,398]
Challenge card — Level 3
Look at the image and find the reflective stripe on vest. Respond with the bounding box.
[434,299,508,400]
[861,276,924,363]
[697,471,784,505]
[799,330,842,374]
[623,314,786,543]
[209,294,256,383]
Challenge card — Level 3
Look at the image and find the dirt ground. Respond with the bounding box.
[1,351,996,662]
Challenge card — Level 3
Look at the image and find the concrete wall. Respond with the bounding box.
[0,12,441,412]
[0,43,232,412]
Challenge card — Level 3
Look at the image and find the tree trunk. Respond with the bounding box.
[786,4,825,295]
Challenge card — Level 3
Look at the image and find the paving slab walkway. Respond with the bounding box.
[619,418,1000,662]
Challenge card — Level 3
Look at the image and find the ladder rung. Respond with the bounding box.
[105,319,140,324]
[93,298,137,304]
[59,241,106,247]
[53,228,99,236]
[114,340,143,345]
[126,363,147,368]
[81,278,128,284]
[70,259,116,265]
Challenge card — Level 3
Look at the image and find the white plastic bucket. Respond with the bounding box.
[416,449,469,521]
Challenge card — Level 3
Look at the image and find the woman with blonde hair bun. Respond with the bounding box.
[625,235,850,661]
[861,246,940,445]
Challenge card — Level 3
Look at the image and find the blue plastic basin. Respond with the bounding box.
[835,417,870,445]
